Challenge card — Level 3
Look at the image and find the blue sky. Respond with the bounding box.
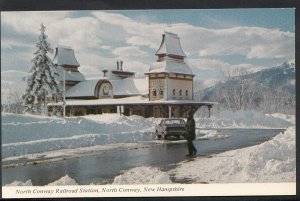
[1,9,295,101]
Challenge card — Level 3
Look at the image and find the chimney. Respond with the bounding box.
[102,69,108,78]
[120,60,123,71]
[117,60,119,70]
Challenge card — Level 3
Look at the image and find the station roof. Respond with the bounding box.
[65,78,143,98]
[53,46,80,67]
[57,66,86,82]
[147,59,194,75]
[155,32,187,57]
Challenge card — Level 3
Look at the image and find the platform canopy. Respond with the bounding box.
[49,96,215,107]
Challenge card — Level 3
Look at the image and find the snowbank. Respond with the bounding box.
[112,166,172,185]
[196,110,292,128]
[110,124,295,184]
[170,126,295,183]
[5,180,33,186]
[2,113,158,160]
[266,113,295,125]
[5,175,78,186]
[47,175,78,186]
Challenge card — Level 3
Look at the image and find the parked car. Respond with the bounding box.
[155,118,186,140]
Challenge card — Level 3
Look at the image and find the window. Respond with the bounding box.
[160,90,164,97]
[186,90,188,96]
[153,89,157,97]
[173,89,176,95]
[179,89,182,96]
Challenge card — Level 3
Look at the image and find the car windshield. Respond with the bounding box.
[164,119,184,125]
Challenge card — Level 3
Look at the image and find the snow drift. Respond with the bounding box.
[113,166,172,184]
[112,125,295,184]
[196,110,292,128]
[2,110,293,163]
[170,126,295,183]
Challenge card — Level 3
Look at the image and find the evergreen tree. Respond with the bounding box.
[23,24,61,114]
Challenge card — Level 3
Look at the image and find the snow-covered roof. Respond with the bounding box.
[110,78,141,96]
[156,32,186,57]
[53,46,80,67]
[66,78,142,98]
[57,66,86,82]
[66,79,102,98]
[133,77,148,95]
[60,96,216,106]
[148,59,194,75]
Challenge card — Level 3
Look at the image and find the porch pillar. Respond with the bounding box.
[208,105,212,118]
[168,106,172,118]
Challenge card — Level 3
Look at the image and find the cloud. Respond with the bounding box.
[112,46,147,57]
[188,58,230,71]
[79,65,104,79]
[119,60,149,78]
[1,10,295,87]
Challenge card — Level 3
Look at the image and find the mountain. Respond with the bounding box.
[197,59,295,113]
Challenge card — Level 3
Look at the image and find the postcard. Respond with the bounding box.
[1,7,296,198]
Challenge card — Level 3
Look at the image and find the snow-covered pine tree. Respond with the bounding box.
[23,24,61,115]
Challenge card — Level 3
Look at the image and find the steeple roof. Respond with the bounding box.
[155,32,186,57]
[53,45,80,67]
[148,59,194,75]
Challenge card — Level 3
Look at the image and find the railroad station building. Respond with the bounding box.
[48,32,214,118]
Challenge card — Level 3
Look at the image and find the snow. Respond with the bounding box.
[112,124,295,184]
[66,78,142,98]
[196,110,292,129]
[5,175,78,186]
[2,110,292,163]
[110,78,141,96]
[3,111,295,185]
[170,126,295,183]
[149,59,194,75]
[156,32,187,57]
[113,166,172,184]
[53,46,80,67]
[5,180,33,186]
[133,78,148,95]
[2,113,159,162]
[66,79,104,98]
[266,113,295,124]
[51,96,215,107]
[47,175,78,186]
[57,66,86,82]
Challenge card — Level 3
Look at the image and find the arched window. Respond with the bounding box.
[179,89,182,96]
[152,89,157,97]
[186,90,188,96]
[160,90,164,97]
[173,89,176,96]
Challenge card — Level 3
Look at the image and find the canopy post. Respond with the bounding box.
[208,105,212,118]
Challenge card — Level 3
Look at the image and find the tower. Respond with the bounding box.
[53,45,85,90]
[146,32,194,101]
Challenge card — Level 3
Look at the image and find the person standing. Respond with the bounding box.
[185,111,197,156]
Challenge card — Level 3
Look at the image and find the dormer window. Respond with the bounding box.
[173,89,176,96]
[179,89,182,96]
[186,90,188,96]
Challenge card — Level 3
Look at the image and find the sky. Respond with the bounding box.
[1,9,295,101]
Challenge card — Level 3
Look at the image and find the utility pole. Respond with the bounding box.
[63,69,66,117]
